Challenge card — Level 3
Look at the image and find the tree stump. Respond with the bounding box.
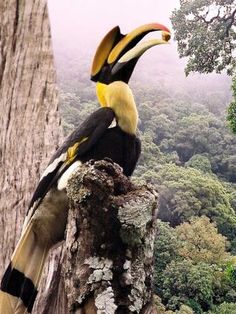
[41,160,158,314]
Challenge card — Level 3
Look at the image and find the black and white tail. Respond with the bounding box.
[0,222,49,313]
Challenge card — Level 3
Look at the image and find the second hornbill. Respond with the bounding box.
[0,23,170,313]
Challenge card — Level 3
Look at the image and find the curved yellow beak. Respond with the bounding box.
[91,23,171,84]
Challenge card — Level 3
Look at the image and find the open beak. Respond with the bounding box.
[91,23,170,84]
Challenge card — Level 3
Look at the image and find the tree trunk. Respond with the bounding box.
[0,0,62,308]
[40,160,159,314]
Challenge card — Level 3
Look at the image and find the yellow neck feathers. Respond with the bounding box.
[96,81,138,135]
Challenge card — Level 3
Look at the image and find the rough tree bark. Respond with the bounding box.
[0,0,63,309]
[39,160,159,314]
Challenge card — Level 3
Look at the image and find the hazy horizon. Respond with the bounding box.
[47,0,232,105]
[48,0,179,45]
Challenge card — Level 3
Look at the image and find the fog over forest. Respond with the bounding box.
[48,0,232,109]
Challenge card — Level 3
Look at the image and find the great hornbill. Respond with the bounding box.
[0,23,170,313]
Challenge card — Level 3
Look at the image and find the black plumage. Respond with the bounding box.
[28,107,140,218]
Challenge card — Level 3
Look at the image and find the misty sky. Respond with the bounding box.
[47,0,231,101]
[47,0,182,65]
[48,0,179,47]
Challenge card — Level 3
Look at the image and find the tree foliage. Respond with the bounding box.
[154,219,236,313]
[163,260,214,312]
[152,164,236,245]
[186,154,212,173]
[208,302,236,314]
[227,77,236,133]
[135,101,236,183]
[175,216,230,264]
[171,0,236,76]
